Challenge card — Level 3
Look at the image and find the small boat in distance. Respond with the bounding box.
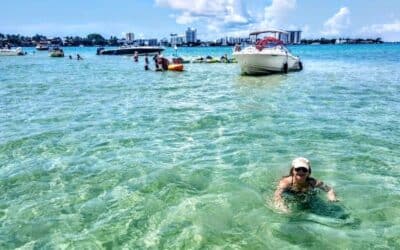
[233,29,302,75]
[36,42,49,51]
[96,45,164,56]
[49,47,64,57]
[0,47,25,56]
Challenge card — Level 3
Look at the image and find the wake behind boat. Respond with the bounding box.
[96,45,164,56]
[233,29,303,75]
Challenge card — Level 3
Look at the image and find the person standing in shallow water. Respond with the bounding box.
[153,53,160,70]
[274,157,338,213]
[144,54,149,71]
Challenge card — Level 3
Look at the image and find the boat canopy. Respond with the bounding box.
[249,29,288,36]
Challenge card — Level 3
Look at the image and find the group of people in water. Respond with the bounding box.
[133,51,170,71]
[68,54,83,60]
[133,52,235,71]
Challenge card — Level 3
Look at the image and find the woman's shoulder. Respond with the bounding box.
[278,176,292,187]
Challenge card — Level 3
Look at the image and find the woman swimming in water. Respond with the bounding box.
[274,157,338,213]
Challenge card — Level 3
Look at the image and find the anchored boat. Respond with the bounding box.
[49,47,64,57]
[36,42,49,51]
[233,29,302,75]
[96,46,164,56]
[0,47,25,56]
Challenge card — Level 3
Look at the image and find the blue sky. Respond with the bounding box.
[2,0,400,41]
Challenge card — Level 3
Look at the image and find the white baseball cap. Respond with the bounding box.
[291,157,311,170]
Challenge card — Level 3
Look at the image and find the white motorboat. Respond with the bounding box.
[0,47,25,56]
[233,29,302,75]
[36,42,49,51]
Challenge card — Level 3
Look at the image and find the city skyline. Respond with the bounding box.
[2,0,400,41]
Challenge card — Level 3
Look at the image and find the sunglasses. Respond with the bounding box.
[294,167,309,173]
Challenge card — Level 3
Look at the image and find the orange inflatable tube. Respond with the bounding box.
[168,64,184,71]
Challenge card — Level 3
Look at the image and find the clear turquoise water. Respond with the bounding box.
[1,44,400,249]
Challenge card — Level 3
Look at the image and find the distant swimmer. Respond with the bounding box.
[153,53,160,71]
[144,54,149,71]
[77,54,83,60]
[220,53,228,62]
[134,51,139,62]
[69,55,73,59]
[234,43,241,52]
[274,157,338,213]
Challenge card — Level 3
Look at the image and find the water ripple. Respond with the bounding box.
[1,45,400,248]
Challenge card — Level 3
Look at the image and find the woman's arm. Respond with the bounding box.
[315,180,338,202]
[274,179,290,212]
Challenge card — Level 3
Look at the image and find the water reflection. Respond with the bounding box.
[234,74,287,89]
[270,195,361,246]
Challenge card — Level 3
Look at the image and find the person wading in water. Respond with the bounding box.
[274,157,338,213]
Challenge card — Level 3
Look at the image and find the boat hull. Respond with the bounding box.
[0,48,24,56]
[97,47,164,56]
[49,48,64,57]
[50,52,64,57]
[234,52,301,75]
[36,45,49,51]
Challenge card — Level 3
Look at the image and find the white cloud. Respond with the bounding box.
[322,7,350,36]
[176,12,199,25]
[299,25,310,37]
[359,20,400,41]
[224,1,248,24]
[155,0,302,38]
[155,0,226,16]
[262,0,296,29]
[207,23,220,32]
[155,0,251,29]
[360,20,400,33]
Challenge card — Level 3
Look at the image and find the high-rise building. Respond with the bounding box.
[287,31,302,44]
[134,38,158,46]
[170,33,184,46]
[125,32,135,42]
[185,28,197,44]
[278,30,301,44]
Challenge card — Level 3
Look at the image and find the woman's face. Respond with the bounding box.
[293,167,309,182]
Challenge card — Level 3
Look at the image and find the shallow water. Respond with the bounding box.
[1,44,400,249]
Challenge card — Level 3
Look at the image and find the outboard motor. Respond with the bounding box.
[96,47,104,55]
